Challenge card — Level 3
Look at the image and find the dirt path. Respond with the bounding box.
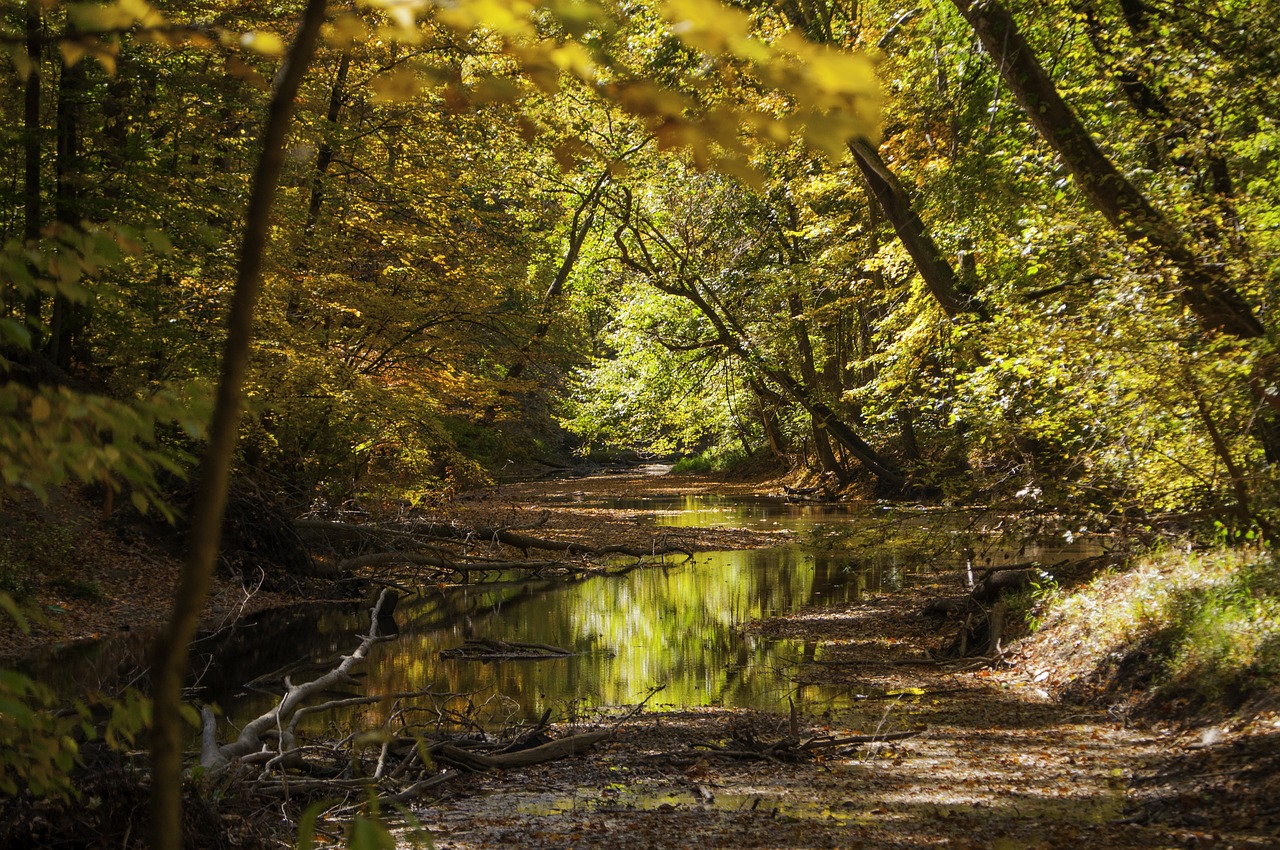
[412,472,1274,849]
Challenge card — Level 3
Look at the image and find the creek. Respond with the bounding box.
[27,490,1102,731]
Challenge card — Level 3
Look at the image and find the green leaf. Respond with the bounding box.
[347,814,397,850]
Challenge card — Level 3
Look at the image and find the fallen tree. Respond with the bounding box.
[198,588,613,809]
[294,517,692,584]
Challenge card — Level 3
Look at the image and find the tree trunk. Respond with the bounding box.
[787,291,849,481]
[482,166,615,424]
[773,0,981,322]
[49,50,86,370]
[20,0,42,334]
[305,52,349,234]
[848,139,985,319]
[148,4,328,848]
[949,0,1264,341]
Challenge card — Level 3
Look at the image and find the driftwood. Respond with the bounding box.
[393,520,691,559]
[299,518,689,559]
[922,566,1042,619]
[294,517,691,585]
[201,588,399,772]
[683,727,924,764]
[198,589,616,806]
[921,566,1050,659]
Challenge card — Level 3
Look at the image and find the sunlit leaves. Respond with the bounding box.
[339,0,879,169]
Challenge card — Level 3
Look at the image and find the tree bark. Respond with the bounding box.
[788,291,848,482]
[20,0,42,334]
[305,52,350,234]
[49,49,86,370]
[949,0,1264,341]
[148,3,328,848]
[770,0,981,321]
[848,139,985,319]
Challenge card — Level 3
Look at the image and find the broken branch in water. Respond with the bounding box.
[201,587,400,772]
[440,638,574,660]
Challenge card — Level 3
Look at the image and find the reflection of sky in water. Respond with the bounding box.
[24,496,1104,732]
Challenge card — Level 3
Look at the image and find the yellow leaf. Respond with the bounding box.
[67,2,135,31]
[241,31,285,57]
[226,57,269,89]
[130,491,149,515]
[471,75,521,104]
[804,50,878,97]
[549,42,596,79]
[89,43,118,76]
[363,0,427,32]
[326,12,368,48]
[60,40,87,67]
[30,396,51,423]
[6,46,34,81]
[370,66,422,103]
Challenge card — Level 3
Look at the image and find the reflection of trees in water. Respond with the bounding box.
[28,524,957,729]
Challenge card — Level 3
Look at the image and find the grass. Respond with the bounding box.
[1031,544,1280,709]
[672,446,748,473]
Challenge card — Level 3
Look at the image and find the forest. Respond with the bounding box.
[2,0,1279,847]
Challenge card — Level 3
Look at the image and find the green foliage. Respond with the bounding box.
[0,670,82,801]
[672,445,748,473]
[0,226,211,516]
[0,587,150,804]
[0,674,153,803]
[1044,546,1280,705]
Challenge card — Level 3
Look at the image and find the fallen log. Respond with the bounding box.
[433,729,611,771]
[201,588,398,772]
[387,520,691,559]
[802,729,925,748]
[298,518,692,562]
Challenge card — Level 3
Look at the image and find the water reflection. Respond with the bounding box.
[202,547,878,728]
[22,495,1105,732]
[552,493,878,532]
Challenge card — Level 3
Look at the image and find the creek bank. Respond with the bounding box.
[6,472,1277,848]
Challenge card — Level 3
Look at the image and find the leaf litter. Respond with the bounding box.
[405,473,1279,849]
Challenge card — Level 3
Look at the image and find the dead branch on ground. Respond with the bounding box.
[198,589,611,806]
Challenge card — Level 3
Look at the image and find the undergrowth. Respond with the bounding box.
[672,446,748,473]
[1032,544,1280,712]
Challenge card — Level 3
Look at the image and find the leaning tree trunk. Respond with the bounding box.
[949,0,1264,342]
[772,0,982,322]
[848,139,985,320]
[951,0,1280,472]
[148,3,328,848]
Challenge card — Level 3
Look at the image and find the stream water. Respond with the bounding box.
[27,491,1103,731]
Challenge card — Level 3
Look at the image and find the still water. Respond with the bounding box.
[28,493,1101,729]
